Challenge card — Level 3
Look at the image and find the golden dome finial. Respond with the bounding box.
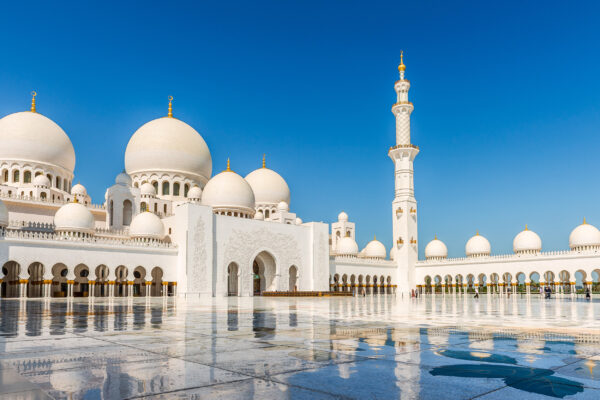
[226,158,231,172]
[72,195,78,204]
[167,96,173,118]
[434,234,437,240]
[583,217,587,225]
[262,154,266,168]
[525,224,528,231]
[30,91,37,113]
[374,234,377,240]
[476,230,479,236]
[398,51,406,73]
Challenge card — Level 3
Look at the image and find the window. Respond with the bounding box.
[2,170,7,182]
[141,202,147,212]
[162,181,170,195]
[13,170,19,182]
[55,177,61,188]
[24,171,31,183]
[40,192,47,200]
[163,204,167,214]
[34,171,42,177]
[154,203,157,213]
[184,184,190,197]
[109,201,113,225]
[173,182,180,196]
[152,181,158,194]
[123,200,132,225]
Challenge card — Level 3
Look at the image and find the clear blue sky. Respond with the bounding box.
[1,0,599,258]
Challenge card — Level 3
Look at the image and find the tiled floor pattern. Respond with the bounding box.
[0,295,599,399]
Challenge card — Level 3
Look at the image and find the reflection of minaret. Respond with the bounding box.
[389,52,419,295]
[393,327,421,397]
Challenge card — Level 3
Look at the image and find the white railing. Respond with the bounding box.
[333,255,395,267]
[416,248,600,266]
[1,228,176,249]
[0,192,105,210]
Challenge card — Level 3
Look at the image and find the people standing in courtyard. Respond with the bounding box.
[586,287,591,300]
[474,286,479,299]
[545,285,551,299]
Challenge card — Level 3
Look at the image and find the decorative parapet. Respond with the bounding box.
[416,248,600,267]
[0,228,176,249]
[332,255,395,267]
[0,192,105,210]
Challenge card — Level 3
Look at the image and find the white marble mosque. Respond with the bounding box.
[1,55,600,301]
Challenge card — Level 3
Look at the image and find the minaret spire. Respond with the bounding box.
[167,96,173,118]
[30,91,37,113]
[398,51,406,79]
[262,154,266,168]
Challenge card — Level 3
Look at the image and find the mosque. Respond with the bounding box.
[1,56,599,299]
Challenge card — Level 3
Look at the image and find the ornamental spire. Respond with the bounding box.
[167,96,173,118]
[30,91,37,113]
[398,51,406,79]
[226,158,231,171]
[262,154,266,168]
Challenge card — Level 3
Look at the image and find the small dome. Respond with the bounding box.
[201,165,255,216]
[125,117,212,184]
[129,211,165,240]
[140,182,156,196]
[363,237,387,259]
[389,246,396,261]
[0,199,8,227]
[425,237,448,260]
[513,226,542,254]
[569,219,600,250]
[295,217,303,225]
[115,171,132,186]
[71,183,87,196]
[254,210,264,220]
[187,185,202,200]
[337,236,359,255]
[465,233,491,257]
[338,211,348,222]
[54,201,95,234]
[33,174,50,187]
[245,165,290,206]
[277,201,289,212]
[0,111,76,173]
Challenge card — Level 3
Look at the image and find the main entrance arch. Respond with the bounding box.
[252,251,276,295]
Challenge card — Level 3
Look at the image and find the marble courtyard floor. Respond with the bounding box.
[1,295,600,399]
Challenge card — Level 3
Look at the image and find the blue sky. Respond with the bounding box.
[1,0,599,258]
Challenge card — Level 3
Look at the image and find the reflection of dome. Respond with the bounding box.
[125,117,212,184]
[337,236,359,256]
[245,164,290,206]
[201,162,255,217]
[425,237,448,260]
[363,237,386,259]
[33,174,50,187]
[465,233,491,257]
[0,199,8,227]
[54,201,94,234]
[513,226,542,254]
[130,211,165,240]
[187,185,202,201]
[71,183,87,196]
[140,182,156,196]
[0,111,76,173]
[115,171,132,186]
[338,211,348,222]
[569,219,600,250]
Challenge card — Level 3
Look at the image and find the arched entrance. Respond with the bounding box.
[133,266,146,296]
[115,266,128,297]
[27,262,44,298]
[95,265,109,297]
[73,264,90,297]
[1,261,21,298]
[252,251,276,295]
[151,267,163,296]
[289,265,298,292]
[51,263,68,297]
[227,262,239,296]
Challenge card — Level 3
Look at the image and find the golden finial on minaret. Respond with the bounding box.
[476,230,479,236]
[167,96,173,118]
[262,154,266,168]
[374,235,377,240]
[525,224,528,231]
[583,217,587,225]
[434,234,437,240]
[226,158,231,172]
[398,51,406,73]
[30,91,37,113]
[72,195,78,203]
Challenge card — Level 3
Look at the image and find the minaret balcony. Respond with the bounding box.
[396,238,404,248]
[395,207,403,217]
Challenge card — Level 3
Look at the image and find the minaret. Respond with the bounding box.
[389,52,419,295]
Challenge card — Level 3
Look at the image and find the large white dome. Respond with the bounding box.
[569,219,600,250]
[0,111,75,173]
[465,233,491,257]
[129,211,165,240]
[125,117,212,184]
[201,164,255,216]
[337,236,359,256]
[0,199,8,227]
[363,237,386,259]
[245,166,290,206]
[513,226,542,254]
[425,237,448,260]
[54,202,94,234]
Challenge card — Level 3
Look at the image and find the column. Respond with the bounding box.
[145,281,152,297]
[128,281,134,298]
[89,281,95,298]
[162,282,168,297]
[19,279,28,298]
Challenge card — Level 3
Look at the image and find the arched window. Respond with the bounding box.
[109,200,114,225]
[46,174,52,183]
[162,181,170,195]
[265,210,270,218]
[184,184,190,197]
[2,170,8,182]
[55,177,61,189]
[140,202,147,212]
[154,203,157,213]
[24,171,31,183]
[152,181,158,194]
[13,170,20,182]
[163,204,167,214]
[34,171,42,177]
[40,192,47,200]
[173,182,180,196]
[123,200,132,225]
[134,182,139,188]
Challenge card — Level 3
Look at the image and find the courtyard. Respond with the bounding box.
[1,295,599,399]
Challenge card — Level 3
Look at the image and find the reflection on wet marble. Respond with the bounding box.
[1,296,599,399]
